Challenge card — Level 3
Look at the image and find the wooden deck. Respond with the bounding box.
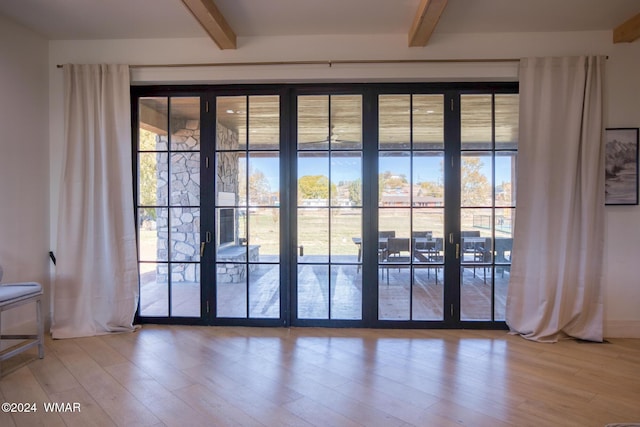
[139,265,509,322]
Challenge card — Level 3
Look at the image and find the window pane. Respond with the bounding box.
[413,95,444,150]
[331,265,362,320]
[461,266,492,321]
[412,266,443,320]
[170,152,200,206]
[298,152,329,206]
[170,263,200,317]
[217,263,247,318]
[248,208,279,262]
[495,152,516,207]
[330,208,362,264]
[379,266,410,320]
[495,94,519,149]
[139,262,167,317]
[379,152,410,207]
[170,207,200,262]
[249,95,279,150]
[139,208,168,262]
[298,208,328,263]
[331,95,362,150]
[139,98,168,149]
[249,264,280,318]
[379,95,410,149]
[139,152,167,206]
[298,265,329,319]
[298,95,329,150]
[331,152,362,207]
[461,95,492,149]
[413,152,444,207]
[248,153,279,206]
[217,96,247,150]
[170,97,200,151]
[461,153,493,207]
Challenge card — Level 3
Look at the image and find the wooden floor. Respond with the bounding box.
[1,326,639,427]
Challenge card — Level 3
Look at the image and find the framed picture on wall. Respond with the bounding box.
[605,128,639,205]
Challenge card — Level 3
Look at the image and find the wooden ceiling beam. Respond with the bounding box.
[408,0,449,47]
[613,12,640,43]
[180,0,237,49]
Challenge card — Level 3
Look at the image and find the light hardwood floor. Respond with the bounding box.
[1,326,639,427]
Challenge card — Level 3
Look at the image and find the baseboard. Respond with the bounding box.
[605,320,640,338]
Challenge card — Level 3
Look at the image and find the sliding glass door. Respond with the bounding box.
[133,83,517,328]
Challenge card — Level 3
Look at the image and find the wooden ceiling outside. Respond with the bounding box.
[140,94,518,146]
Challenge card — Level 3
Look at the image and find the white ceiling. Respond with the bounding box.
[0,0,638,41]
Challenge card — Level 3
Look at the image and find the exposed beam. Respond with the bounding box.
[613,12,640,43]
[180,0,237,49]
[408,0,449,47]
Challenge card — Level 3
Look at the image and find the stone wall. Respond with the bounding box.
[154,120,241,284]
[156,120,201,283]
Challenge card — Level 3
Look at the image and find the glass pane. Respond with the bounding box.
[330,208,362,264]
[216,152,243,203]
[413,95,444,149]
[412,209,444,266]
[139,208,168,261]
[249,95,279,150]
[170,152,200,206]
[379,266,410,320]
[139,263,168,316]
[298,208,328,263]
[379,95,410,149]
[412,266,443,320]
[496,208,514,241]
[331,95,362,150]
[139,153,167,206]
[170,263,200,317]
[298,265,329,319]
[330,265,362,320]
[461,153,493,207]
[139,129,162,152]
[495,266,509,321]
[298,152,329,206]
[495,94,519,149]
[217,263,247,318]
[461,208,492,265]
[413,152,444,207]
[216,208,244,260]
[170,97,200,151]
[379,208,411,239]
[217,96,247,150]
[298,95,329,150]
[461,94,492,149]
[248,208,280,262]
[379,152,410,207]
[170,207,200,262]
[496,152,516,207]
[461,266,492,321]
[248,153,279,206]
[139,98,168,148]
[249,264,280,319]
[331,152,362,207]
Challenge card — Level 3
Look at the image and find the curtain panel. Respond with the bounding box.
[506,56,605,342]
[52,64,138,339]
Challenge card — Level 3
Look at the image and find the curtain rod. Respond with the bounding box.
[56,58,521,69]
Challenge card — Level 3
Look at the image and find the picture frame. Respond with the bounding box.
[605,128,639,205]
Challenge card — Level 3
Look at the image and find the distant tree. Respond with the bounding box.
[347,179,362,205]
[139,129,158,220]
[461,157,491,206]
[298,175,335,201]
[249,169,271,204]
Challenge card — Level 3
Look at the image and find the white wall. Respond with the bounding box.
[0,14,50,329]
[49,30,640,337]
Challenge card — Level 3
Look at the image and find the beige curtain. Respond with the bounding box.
[52,64,138,339]
[506,56,605,342]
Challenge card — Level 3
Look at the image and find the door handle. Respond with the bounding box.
[200,242,206,257]
[298,245,304,257]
